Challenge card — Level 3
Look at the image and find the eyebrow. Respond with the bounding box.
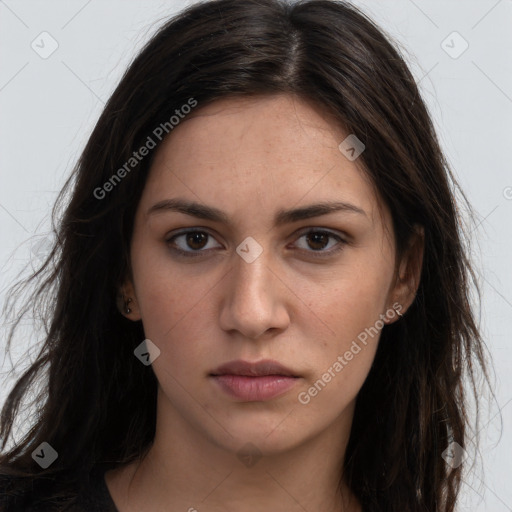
[146,198,367,226]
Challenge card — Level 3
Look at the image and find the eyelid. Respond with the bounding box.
[293,226,349,243]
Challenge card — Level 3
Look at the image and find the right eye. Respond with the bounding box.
[165,229,223,257]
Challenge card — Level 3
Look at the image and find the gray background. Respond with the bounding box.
[1,1,511,509]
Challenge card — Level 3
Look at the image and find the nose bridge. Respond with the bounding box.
[232,234,273,299]
[233,247,270,300]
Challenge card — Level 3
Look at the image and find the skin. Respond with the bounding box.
[105,94,423,512]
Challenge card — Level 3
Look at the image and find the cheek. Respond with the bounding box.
[130,249,220,374]
[319,261,391,344]
[296,277,386,411]
[298,256,391,398]
[296,351,375,419]
[131,237,213,333]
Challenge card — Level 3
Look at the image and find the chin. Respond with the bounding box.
[205,413,309,457]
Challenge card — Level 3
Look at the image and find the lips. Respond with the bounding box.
[210,359,299,378]
[209,359,300,401]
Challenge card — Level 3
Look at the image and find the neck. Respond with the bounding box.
[106,392,361,512]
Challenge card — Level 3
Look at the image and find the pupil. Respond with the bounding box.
[308,233,328,250]
[187,232,207,249]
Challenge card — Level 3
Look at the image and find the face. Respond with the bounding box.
[123,94,416,456]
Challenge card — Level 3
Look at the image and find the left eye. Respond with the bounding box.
[166,229,346,257]
[294,230,346,253]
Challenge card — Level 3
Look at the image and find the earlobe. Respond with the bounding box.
[124,297,133,314]
[383,300,404,325]
[116,282,142,321]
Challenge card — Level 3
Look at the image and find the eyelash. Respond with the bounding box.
[165,228,348,259]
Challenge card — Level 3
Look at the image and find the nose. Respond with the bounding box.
[218,247,291,340]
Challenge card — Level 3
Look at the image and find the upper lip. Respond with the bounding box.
[210,359,299,377]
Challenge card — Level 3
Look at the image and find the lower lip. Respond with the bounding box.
[211,375,299,401]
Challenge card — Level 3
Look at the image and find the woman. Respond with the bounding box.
[0,0,491,510]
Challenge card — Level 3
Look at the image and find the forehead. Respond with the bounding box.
[143,94,388,230]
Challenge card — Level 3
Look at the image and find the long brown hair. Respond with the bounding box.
[0,0,492,510]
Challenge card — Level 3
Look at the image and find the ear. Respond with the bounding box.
[384,224,424,324]
[116,278,142,321]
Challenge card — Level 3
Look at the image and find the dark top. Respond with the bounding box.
[71,465,119,511]
[1,467,370,511]
[0,464,118,511]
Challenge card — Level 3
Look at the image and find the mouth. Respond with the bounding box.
[209,359,300,378]
[209,359,301,401]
